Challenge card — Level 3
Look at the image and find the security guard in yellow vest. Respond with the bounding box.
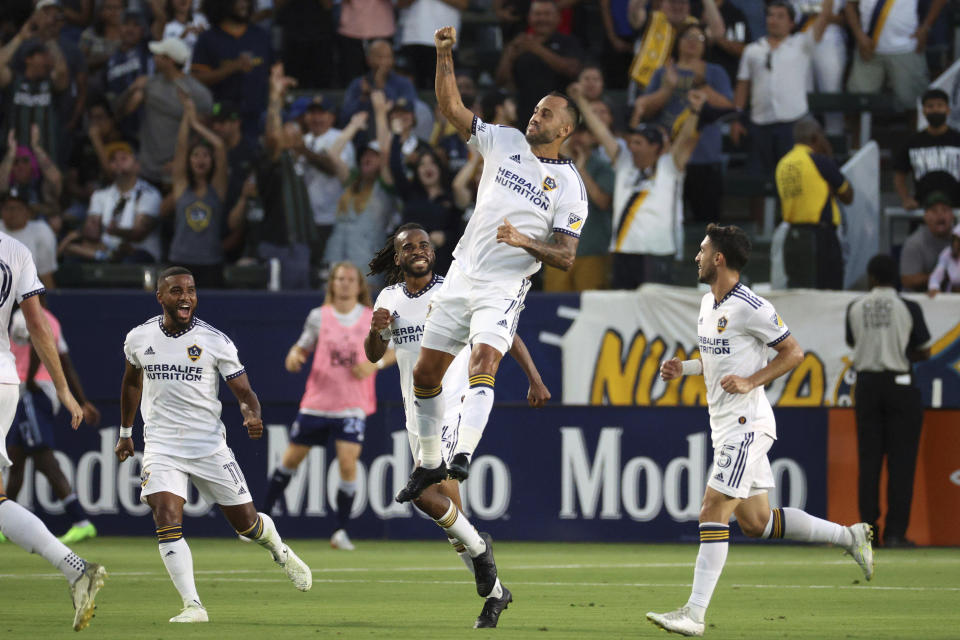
[775,118,854,288]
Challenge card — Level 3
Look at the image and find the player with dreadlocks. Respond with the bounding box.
[365,223,548,628]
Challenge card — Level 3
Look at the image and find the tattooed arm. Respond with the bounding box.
[434,27,474,139]
[496,221,579,271]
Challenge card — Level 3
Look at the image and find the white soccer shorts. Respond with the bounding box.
[706,431,775,499]
[140,447,253,506]
[421,261,531,356]
[0,384,21,468]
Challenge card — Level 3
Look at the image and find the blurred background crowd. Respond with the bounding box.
[1,0,958,294]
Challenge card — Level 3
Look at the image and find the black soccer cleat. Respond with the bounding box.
[471,532,498,597]
[474,585,512,629]
[395,462,448,503]
[448,453,471,481]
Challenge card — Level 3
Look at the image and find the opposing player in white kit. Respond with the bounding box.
[114,267,312,623]
[366,224,549,627]
[647,225,874,637]
[396,26,588,502]
[0,231,106,631]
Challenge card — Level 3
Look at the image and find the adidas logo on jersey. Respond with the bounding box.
[391,310,400,319]
[238,486,247,495]
[713,472,724,483]
[497,319,509,328]
[509,154,521,164]
[144,346,155,355]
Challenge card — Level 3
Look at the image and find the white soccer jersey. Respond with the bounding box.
[373,274,470,430]
[697,283,791,447]
[123,316,246,458]
[454,115,589,282]
[0,232,45,385]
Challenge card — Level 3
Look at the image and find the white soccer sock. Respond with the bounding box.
[487,578,503,599]
[239,513,285,558]
[413,385,445,468]
[435,500,486,557]
[448,537,476,575]
[777,507,852,546]
[686,523,730,622]
[158,537,201,606]
[454,381,495,457]
[0,496,85,583]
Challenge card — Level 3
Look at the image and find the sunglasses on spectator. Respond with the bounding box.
[681,32,706,42]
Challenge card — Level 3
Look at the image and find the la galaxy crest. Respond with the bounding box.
[187,344,202,362]
[717,315,728,334]
[567,213,583,231]
[542,176,557,191]
[771,312,783,328]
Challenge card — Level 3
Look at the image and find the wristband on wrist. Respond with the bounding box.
[119,426,133,438]
[681,359,703,376]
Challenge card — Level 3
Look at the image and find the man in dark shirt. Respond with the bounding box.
[894,88,960,209]
[495,0,582,125]
[701,0,750,85]
[190,0,271,143]
[210,100,255,260]
[105,11,152,140]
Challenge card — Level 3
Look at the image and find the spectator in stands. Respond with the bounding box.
[320,91,396,286]
[397,0,465,89]
[79,0,124,81]
[599,0,638,89]
[577,63,627,133]
[340,40,418,129]
[582,88,705,289]
[894,88,960,210]
[336,0,395,87]
[0,190,57,288]
[191,0,271,142]
[385,98,432,179]
[62,141,163,263]
[119,37,212,188]
[706,0,750,86]
[900,191,956,291]
[493,0,530,43]
[731,0,833,177]
[158,0,209,67]
[275,0,334,89]
[792,0,847,135]
[545,85,615,291]
[63,99,119,228]
[927,223,960,295]
[626,0,723,95]
[495,0,583,125]
[232,64,314,289]
[294,95,356,263]
[845,0,946,112]
[210,100,254,224]
[429,71,476,173]
[633,22,733,223]
[0,14,70,162]
[105,10,153,140]
[0,125,62,225]
[168,91,229,287]
[775,117,854,290]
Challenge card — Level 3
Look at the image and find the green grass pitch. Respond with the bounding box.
[2,537,958,639]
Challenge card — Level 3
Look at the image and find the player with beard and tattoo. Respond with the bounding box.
[366,223,550,628]
[115,266,312,623]
[396,26,586,511]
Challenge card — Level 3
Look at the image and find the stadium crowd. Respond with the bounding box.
[0,0,958,292]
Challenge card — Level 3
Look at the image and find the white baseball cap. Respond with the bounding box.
[148,38,191,66]
[35,0,62,9]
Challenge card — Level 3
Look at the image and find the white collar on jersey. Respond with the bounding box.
[158,317,196,338]
[401,273,442,299]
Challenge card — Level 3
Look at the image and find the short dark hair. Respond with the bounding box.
[480,90,509,123]
[866,254,898,286]
[922,88,950,106]
[548,91,581,132]
[766,0,796,22]
[705,223,751,271]
[157,266,194,290]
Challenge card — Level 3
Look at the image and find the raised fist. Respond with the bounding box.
[435,26,457,51]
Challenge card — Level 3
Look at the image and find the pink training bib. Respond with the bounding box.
[300,305,376,416]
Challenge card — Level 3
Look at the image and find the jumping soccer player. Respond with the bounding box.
[647,224,874,637]
[115,266,312,623]
[397,26,587,501]
[366,223,549,628]
[0,227,105,631]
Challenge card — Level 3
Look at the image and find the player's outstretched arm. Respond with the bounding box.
[497,220,578,271]
[21,295,82,429]
[227,373,263,440]
[509,334,551,408]
[435,27,474,139]
[720,334,803,394]
[116,360,143,461]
